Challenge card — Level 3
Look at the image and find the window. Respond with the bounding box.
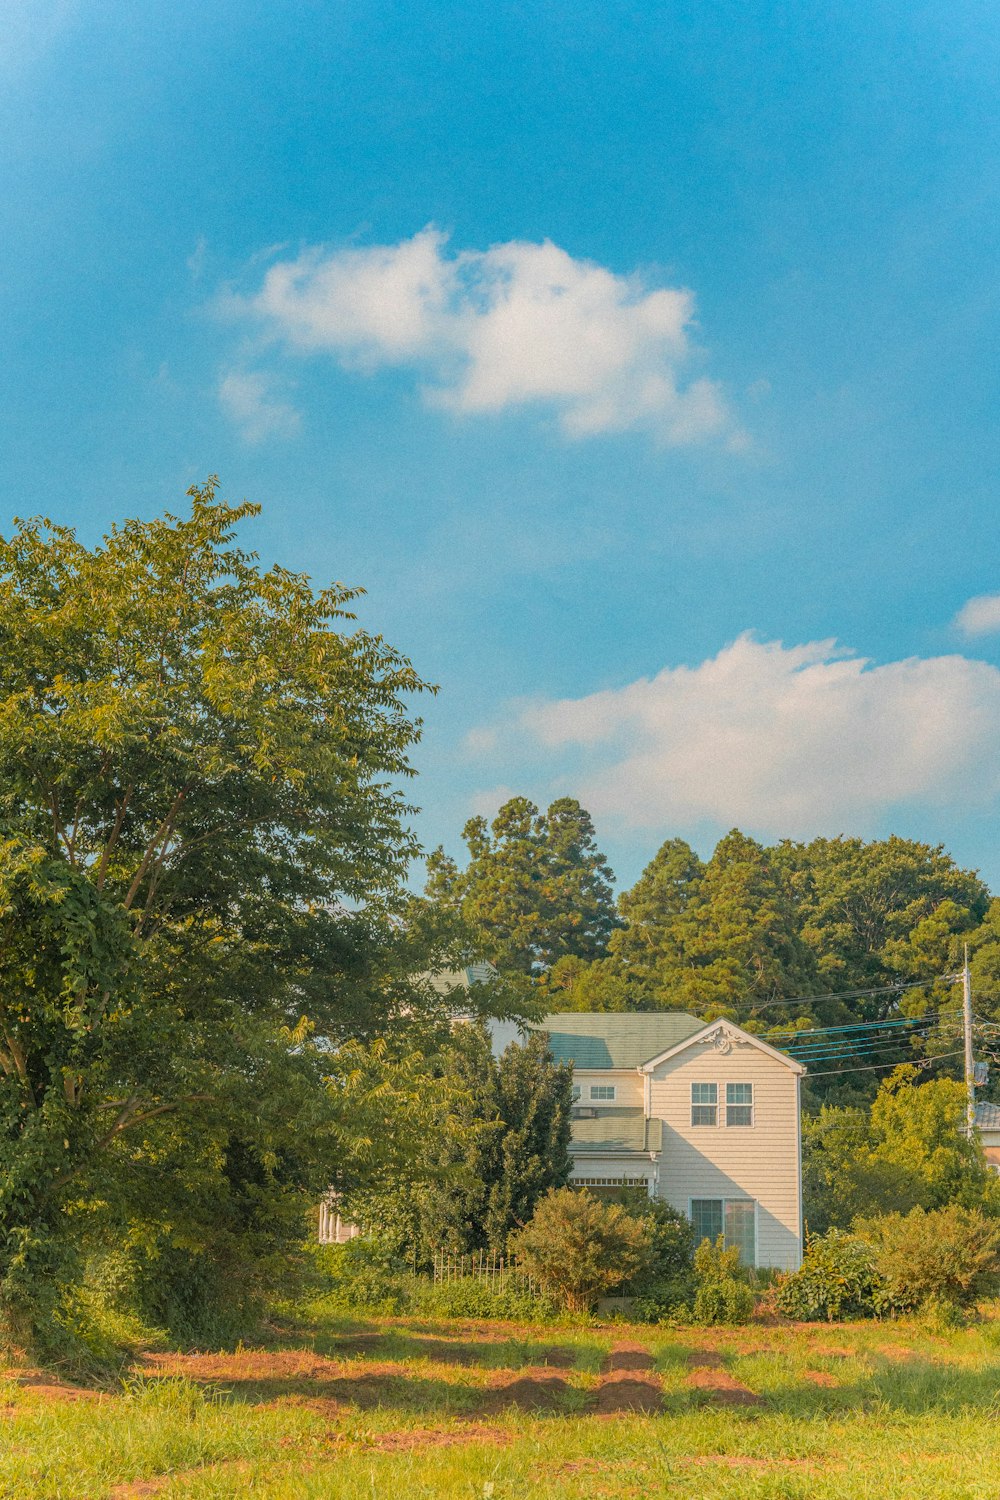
[590,1084,616,1102]
[690,1198,756,1265]
[690,1081,717,1126]
[570,1085,581,1102]
[726,1082,753,1127]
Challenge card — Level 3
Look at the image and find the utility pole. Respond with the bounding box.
[963,944,976,1137]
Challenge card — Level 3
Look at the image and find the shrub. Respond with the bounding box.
[694,1277,755,1326]
[855,1204,1000,1313]
[509,1188,653,1313]
[629,1197,696,1283]
[632,1275,696,1323]
[693,1235,745,1284]
[414,1278,556,1320]
[774,1229,884,1322]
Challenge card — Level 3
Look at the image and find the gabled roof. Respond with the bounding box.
[568,1108,663,1154]
[536,1012,703,1069]
[976,1101,1000,1131]
[639,1018,806,1076]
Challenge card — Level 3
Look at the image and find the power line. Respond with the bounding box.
[805,1049,965,1080]
[774,1013,948,1040]
[786,1036,943,1065]
[779,1014,947,1050]
[746,974,960,1015]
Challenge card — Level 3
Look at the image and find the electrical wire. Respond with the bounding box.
[772,1011,951,1042]
[780,1014,949,1051]
[804,1049,965,1079]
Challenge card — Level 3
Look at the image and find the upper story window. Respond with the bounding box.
[690,1081,717,1126]
[570,1085,581,1102]
[590,1084,616,1102]
[726,1082,753,1127]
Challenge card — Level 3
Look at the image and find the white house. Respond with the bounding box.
[533,1012,806,1270]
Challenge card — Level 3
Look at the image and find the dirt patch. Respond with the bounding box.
[810,1345,853,1359]
[802,1369,839,1387]
[365,1422,513,1451]
[602,1343,654,1374]
[686,1350,725,1369]
[877,1344,917,1360]
[533,1345,578,1369]
[592,1375,663,1414]
[15,1376,105,1402]
[481,1372,570,1412]
[685,1367,762,1407]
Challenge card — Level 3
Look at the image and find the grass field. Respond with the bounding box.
[6,1306,1000,1498]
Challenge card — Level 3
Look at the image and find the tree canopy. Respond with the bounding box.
[426,796,619,973]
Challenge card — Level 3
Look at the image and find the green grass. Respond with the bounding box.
[4,1309,1000,1497]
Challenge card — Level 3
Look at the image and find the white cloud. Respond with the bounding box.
[955,594,1000,638]
[236,228,732,443]
[218,370,300,444]
[500,634,1000,837]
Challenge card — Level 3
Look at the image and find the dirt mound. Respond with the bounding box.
[592,1376,663,1414]
[482,1373,570,1412]
[802,1369,838,1387]
[602,1343,655,1374]
[685,1366,762,1406]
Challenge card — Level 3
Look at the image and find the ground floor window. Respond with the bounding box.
[690,1198,756,1265]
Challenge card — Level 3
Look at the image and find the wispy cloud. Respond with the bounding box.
[473,635,1000,838]
[217,369,300,444]
[230,228,734,444]
[954,593,1000,638]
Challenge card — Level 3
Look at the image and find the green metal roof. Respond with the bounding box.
[569,1108,663,1155]
[536,1011,703,1069]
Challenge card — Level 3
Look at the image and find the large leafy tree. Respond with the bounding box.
[0,481,445,1335]
[348,1022,573,1257]
[426,796,618,974]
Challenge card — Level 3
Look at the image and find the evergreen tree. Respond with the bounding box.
[426,796,618,973]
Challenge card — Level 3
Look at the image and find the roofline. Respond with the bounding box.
[638,1018,806,1075]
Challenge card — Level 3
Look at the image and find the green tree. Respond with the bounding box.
[347,1022,573,1257]
[426,796,618,974]
[802,1066,1000,1233]
[0,481,446,1339]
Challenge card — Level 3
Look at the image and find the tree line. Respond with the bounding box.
[2,479,998,1356]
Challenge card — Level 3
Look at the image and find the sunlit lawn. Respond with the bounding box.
[5,1307,1000,1497]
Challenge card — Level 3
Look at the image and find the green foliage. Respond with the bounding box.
[0,482,471,1344]
[774,1229,885,1322]
[347,1023,573,1258]
[305,1239,556,1320]
[693,1235,746,1283]
[693,1277,755,1325]
[509,1187,653,1313]
[427,796,619,974]
[803,1068,1000,1232]
[855,1205,1000,1313]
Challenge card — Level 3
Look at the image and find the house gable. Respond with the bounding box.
[639,1018,806,1076]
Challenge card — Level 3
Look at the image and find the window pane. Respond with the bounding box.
[691,1082,717,1125]
[725,1200,756,1265]
[726,1082,752,1126]
[590,1085,616,1101]
[691,1199,724,1246]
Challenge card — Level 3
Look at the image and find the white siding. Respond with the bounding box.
[572,1070,644,1107]
[648,1037,802,1269]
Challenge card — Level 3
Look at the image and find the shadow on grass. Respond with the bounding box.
[311,1331,582,1371]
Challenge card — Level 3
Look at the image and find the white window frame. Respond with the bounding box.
[688,1196,758,1265]
[690,1081,718,1126]
[590,1084,617,1102]
[726,1081,754,1127]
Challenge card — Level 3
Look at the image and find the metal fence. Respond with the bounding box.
[431,1248,536,1295]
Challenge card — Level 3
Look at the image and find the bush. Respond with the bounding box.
[509,1188,653,1313]
[694,1277,755,1326]
[774,1229,884,1321]
[414,1278,556,1320]
[855,1204,1000,1313]
[632,1275,696,1323]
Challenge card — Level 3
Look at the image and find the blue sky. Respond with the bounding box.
[4,0,1000,892]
